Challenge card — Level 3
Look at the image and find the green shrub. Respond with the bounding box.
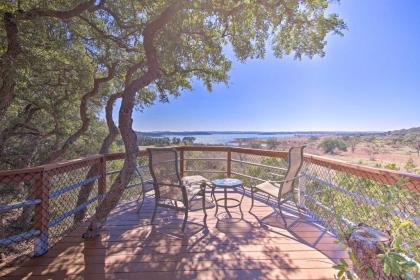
[404,158,416,172]
[318,138,347,154]
[309,136,319,141]
[384,162,399,170]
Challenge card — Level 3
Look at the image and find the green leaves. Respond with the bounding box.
[318,138,348,154]
[333,259,355,280]
[380,251,417,278]
[1,0,346,167]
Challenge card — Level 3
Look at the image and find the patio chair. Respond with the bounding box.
[135,164,155,212]
[148,148,208,230]
[249,146,305,227]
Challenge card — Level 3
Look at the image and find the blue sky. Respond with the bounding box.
[127,0,420,132]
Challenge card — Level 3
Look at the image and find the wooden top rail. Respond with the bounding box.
[177,145,290,158]
[0,154,104,176]
[178,146,420,189]
[1,146,419,190]
[103,150,148,161]
[304,154,420,190]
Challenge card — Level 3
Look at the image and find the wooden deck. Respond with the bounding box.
[1,190,348,279]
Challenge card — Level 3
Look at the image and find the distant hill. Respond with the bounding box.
[389,127,420,136]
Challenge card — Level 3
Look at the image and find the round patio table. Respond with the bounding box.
[211,178,245,218]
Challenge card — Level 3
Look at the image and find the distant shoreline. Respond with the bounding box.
[136,131,382,137]
[136,131,384,146]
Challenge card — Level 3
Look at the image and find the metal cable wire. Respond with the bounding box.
[1,148,418,267]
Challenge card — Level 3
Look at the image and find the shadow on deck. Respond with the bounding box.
[0,189,348,279]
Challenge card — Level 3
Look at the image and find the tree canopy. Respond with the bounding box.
[1,0,346,235]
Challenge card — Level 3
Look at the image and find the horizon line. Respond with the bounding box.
[136,130,387,133]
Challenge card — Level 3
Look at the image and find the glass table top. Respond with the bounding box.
[212,178,243,187]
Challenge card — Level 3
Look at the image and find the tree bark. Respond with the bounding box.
[73,59,145,224]
[0,105,40,167]
[0,12,22,120]
[83,1,183,238]
[73,92,121,224]
[82,85,141,238]
[16,0,100,21]
[43,64,116,163]
[348,224,401,280]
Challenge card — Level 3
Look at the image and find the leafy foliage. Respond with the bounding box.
[403,134,420,156]
[1,0,346,171]
[378,221,419,279]
[317,177,420,279]
[404,159,416,173]
[384,162,399,171]
[319,138,348,154]
[137,136,196,146]
[1,0,347,236]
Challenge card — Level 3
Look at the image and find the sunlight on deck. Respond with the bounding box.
[0,191,348,280]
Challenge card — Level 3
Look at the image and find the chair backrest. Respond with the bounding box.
[135,163,149,191]
[279,146,305,196]
[148,148,184,201]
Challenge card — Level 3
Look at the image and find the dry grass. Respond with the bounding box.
[237,136,420,174]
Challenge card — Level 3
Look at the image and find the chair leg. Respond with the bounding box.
[293,196,303,220]
[202,192,207,216]
[137,191,145,213]
[151,201,158,225]
[249,188,255,212]
[278,200,288,228]
[182,209,188,231]
[212,186,218,216]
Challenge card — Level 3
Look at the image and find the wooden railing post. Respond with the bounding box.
[179,149,184,178]
[34,168,49,256]
[98,155,106,199]
[227,150,232,177]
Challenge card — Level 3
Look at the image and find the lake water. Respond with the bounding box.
[157,133,297,145]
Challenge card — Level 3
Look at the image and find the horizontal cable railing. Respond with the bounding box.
[1,146,419,267]
[0,156,106,265]
[178,146,420,262]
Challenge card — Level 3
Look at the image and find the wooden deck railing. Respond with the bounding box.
[177,146,420,190]
[0,146,419,265]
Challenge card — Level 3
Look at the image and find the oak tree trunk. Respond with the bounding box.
[82,88,139,238]
[82,1,182,238]
[348,224,401,280]
[0,13,21,120]
[73,93,121,224]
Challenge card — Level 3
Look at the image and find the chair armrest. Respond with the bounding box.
[183,179,208,190]
[155,182,184,188]
[199,181,208,192]
[268,174,304,184]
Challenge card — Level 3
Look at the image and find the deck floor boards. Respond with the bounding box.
[0,190,347,279]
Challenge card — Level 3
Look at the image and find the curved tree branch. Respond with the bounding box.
[99,91,122,154]
[17,0,102,21]
[73,90,122,224]
[78,15,137,52]
[0,105,40,160]
[0,13,22,120]
[0,1,106,119]
[84,1,185,237]
[44,63,117,163]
